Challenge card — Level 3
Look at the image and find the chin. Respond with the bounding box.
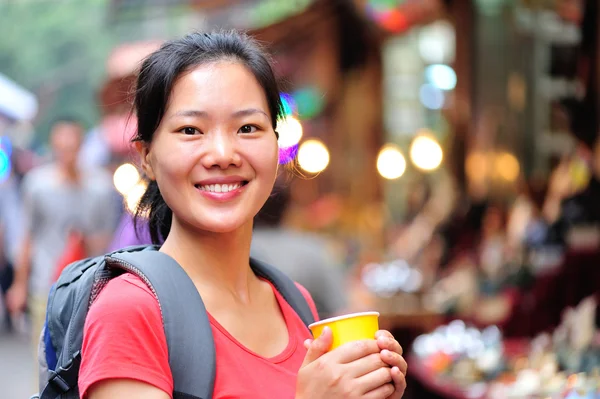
[196,216,251,235]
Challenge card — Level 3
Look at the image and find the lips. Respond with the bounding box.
[193,179,249,201]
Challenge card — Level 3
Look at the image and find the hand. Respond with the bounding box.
[6,279,27,315]
[296,327,395,399]
[375,330,407,399]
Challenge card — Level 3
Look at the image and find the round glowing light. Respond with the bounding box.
[0,136,12,157]
[279,144,298,165]
[297,139,330,174]
[124,181,148,214]
[293,87,325,120]
[113,163,141,195]
[0,149,10,182]
[419,84,445,110]
[418,21,456,65]
[425,64,457,91]
[495,152,520,181]
[377,145,406,180]
[277,116,303,148]
[410,134,443,171]
[466,152,489,182]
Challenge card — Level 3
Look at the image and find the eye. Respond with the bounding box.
[179,127,201,135]
[238,125,258,134]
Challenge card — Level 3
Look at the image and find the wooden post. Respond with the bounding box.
[447,0,474,192]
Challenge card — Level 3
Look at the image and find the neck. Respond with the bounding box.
[160,219,256,303]
[58,164,79,183]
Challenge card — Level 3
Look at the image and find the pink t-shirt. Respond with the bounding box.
[79,273,319,398]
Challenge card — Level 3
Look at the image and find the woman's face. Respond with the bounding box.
[139,61,279,234]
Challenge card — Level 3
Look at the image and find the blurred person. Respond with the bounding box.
[79,31,406,399]
[6,118,117,370]
[0,170,24,332]
[251,184,349,319]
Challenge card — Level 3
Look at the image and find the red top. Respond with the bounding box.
[79,273,319,398]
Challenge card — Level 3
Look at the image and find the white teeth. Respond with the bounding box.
[199,183,242,193]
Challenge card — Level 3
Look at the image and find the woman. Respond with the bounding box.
[79,31,407,399]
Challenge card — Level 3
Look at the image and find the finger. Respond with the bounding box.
[301,327,332,366]
[364,383,395,399]
[375,330,393,340]
[380,350,408,374]
[355,367,393,395]
[344,352,388,378]
[331,339,381,364]
[377,335,403,356]
[303,339,313,350]
[387,366,407,399]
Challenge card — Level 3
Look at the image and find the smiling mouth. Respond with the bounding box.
[194,181,249,193]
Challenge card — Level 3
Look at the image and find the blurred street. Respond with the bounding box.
[1,331,34,399]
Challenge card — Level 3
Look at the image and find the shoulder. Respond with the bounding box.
[87,273,159,320]
[82,167,114,193]
[22,164,55,193]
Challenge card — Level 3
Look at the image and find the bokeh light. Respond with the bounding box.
[279,144,299,165]
[0,149,10,183]
[277,116,303,148]
[124,181,148,214]
[113,163,141,195]
[495,152,520,182]
[466,152,489,182]
[0,136,12,157]
[418,21,456,64]
[292,87,325,120]
[419,84,445,110]
[410,134,443,171]
[297,139,330,174]
[425,64,457,91]
[377,145,406,180]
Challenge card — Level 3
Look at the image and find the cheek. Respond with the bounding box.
[255,142,279,179]
[150,142,194,186]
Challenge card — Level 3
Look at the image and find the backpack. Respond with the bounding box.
[33,245,316,399]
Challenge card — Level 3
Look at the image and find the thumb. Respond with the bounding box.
[302,326,332,366]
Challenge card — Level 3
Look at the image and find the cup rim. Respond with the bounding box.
[308,311,380,329]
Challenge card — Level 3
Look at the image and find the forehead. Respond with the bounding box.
[166,61,271,117]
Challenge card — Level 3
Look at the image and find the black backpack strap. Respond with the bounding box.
[107,249,215,399]
[250,257,316,327]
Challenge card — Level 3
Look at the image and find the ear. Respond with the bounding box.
[134,141,155,180]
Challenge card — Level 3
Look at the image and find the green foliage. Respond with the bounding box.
[0,0,116,143]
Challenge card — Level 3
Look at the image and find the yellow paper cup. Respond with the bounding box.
[308,311,380,350]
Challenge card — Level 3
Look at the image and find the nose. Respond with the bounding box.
[201,130,241,169]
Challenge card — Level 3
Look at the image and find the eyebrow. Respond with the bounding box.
[170,108,269,120]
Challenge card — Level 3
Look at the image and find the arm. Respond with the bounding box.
[12,234,31,285]
[88,380,170,399]
[6,173,34,313]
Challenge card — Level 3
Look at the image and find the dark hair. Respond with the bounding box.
[133,30,284,244]
[50,116,84,129]
[254,184,291,228]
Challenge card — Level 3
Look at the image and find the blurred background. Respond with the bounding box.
[1,0,600,397]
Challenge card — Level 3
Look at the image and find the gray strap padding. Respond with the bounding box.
[250,258,316,327]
